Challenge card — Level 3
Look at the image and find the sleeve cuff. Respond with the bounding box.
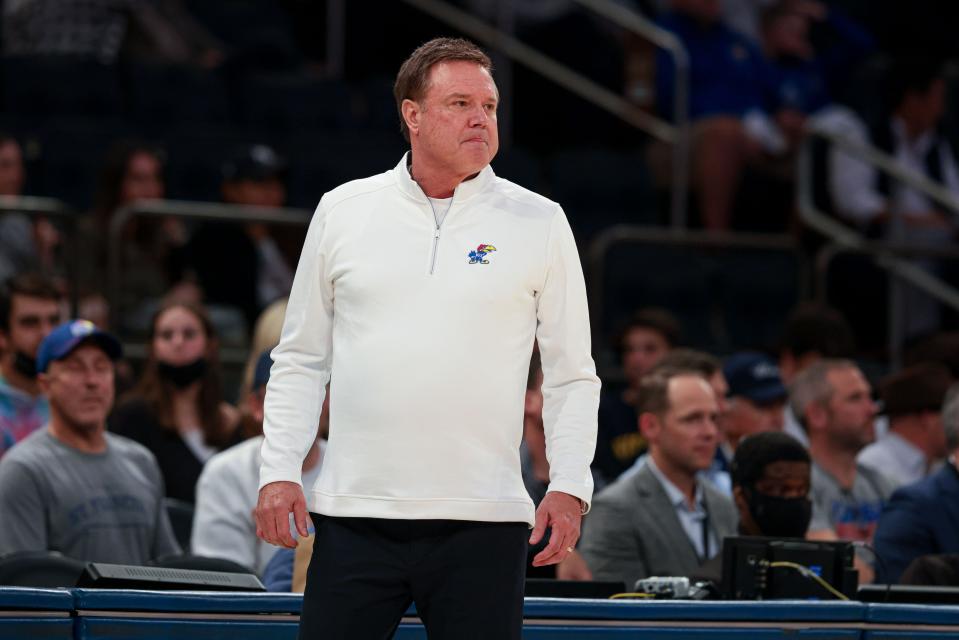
[545,483,593,515]
[258,469,304,492]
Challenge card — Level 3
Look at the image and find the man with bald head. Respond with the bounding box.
[790,359,894,582]
[580,368,737,588]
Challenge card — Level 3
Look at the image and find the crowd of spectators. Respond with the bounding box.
[2,0,959,597]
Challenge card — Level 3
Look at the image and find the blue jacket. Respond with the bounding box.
[873,464,959,583]
[655,12,770,120]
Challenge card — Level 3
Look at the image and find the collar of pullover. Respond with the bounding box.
[393,152,495,204]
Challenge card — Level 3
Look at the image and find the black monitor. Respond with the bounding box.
[720,536,858,600]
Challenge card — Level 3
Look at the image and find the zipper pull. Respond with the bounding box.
[434,228,441,238]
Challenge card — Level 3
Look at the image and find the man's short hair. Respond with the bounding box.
[780,303,854,360]
[880,362,953,418]
[787,358,856,431]
[0,273,60,333]
[942,382,959,451]
[886,56,944,112]
[654,348,720,378]
[614,307,682,356]
[636,368,706,417]
[731,431,810,489]
[393,37,493,142]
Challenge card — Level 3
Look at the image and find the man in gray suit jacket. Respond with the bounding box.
[580,368,738,588]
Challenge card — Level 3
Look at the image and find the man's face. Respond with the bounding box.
[0,140,24,196]
[622,327,670,384]
[407,60,499,180]
[724,397,785,446]
[0,295,62,360]
[823,366,877,452]
[753,460,811,499]
[645,375,720,475]
[40,343,115,432]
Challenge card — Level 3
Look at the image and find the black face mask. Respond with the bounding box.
[12,351,37,379]
[747,489,812,539]
[157,358,207,389]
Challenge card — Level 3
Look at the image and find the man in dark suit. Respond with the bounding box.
[874,383,959,583]
[580,366,738,588]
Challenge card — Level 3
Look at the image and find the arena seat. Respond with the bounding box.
[0,551,86,588]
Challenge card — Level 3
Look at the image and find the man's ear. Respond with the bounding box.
[805,401,828,434]
[0,329,8,353]
[37,371,51,395]
[402,98,422,137]
[639,412,660,441]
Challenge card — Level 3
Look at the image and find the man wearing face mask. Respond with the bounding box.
[695,431,812,583]
[731,431,813,539]
[0,273,62,459]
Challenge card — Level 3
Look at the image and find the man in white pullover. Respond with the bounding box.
[255,37,600,639]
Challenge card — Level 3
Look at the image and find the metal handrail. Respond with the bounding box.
[797,124,959,366]
[107,200,312,332]
[399,0,690,228]
[586,224,805,352]
[0,196,80,312]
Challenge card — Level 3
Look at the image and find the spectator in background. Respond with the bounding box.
[778,303,855,446]
[0,320,180,563]
[110,301,242,503]
[82,140,195,331]
[618,348,732,495]
[0,273,61,459]
[185,144,295,331]
[2,0,224,66]
[790,359,893,583]
[756,0,873,155]
[0,133,59,283]
[732,431,812,538]
[580,369,736,587]
[874,384,959,583]
[858,363,953,488]
[652,0,770,230]
[720,351,787,468]
[594,307,680,486]
[829,57,959,337]
[696,431,812,581]
[193,350,326,576]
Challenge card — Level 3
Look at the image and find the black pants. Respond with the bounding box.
[298,514,528,640]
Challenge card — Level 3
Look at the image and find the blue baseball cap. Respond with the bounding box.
[252,349,274,391]
[723,352,786,406]
[37,319,123,374]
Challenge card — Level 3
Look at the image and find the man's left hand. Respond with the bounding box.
[529,491,583,567]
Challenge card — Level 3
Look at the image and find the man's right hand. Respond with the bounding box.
[255,481,310,549]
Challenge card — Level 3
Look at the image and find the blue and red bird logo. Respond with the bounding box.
[467,243,496,264]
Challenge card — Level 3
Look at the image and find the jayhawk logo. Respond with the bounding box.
[467,243,497,264]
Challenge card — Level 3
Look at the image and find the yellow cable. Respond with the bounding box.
[768,561,850,601]
[609,592,657,599]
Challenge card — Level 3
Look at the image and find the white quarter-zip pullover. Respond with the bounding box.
[259,154,600,526]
